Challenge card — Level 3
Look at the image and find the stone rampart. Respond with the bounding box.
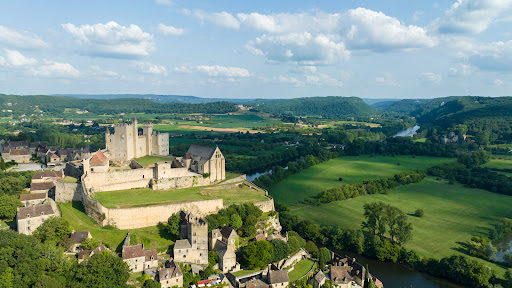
[221,174,246,184]
[91,179,151,192]
[85,168,154,187]
[151,175,210,190]
[254,198,275,213]
[55,182,82,202]
[104,199,223,229]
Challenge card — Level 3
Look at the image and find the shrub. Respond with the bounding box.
[414,209,424,217]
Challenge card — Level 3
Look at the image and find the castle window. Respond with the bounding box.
[26,214,30,218]
[41,212,44,216]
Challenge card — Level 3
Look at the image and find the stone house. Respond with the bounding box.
[122,244,158,273]
[83,150,109,173]
[313,271,326,288]
[46,152,60,164]
[174,213,208,265]
[1,148,31,163]
[67,231,92,252]
[32,170,64,183]
[184,145,225,182]
[77,244,108,263]
[330,254,365,288]
[19,193,47,206]
[30,182,55,195]
[158,260,183,288]
[16,201,59,235]
[210,226,239,273]
[268,269,289,288]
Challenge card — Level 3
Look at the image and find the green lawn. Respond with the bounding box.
[482,159,512,170]
[60,202,175,252]
[492,154,512,160]
[60,176,78,183]
[288,259,315,282]
[413,138,427,143]
[192,114,280,129]
[93,184,268,208]
[0,221,7,229]
[270,155,454,206]
[291,177,512,276]
[134,155,174,167]
[231,268,262,277]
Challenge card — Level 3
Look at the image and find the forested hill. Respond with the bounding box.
[0,94,237,115]
[373,99,430,114]
[249,96,378,117]
[54,94,254,104]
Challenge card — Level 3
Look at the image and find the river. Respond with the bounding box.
[394,125,421,137]
[493,233,512,262]
[337,250,464,288]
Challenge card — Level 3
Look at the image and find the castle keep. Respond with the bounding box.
[106,118,169,162]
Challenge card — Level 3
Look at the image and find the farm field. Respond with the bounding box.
[323,120,381,128]
[482,159,512,170]
[93,182,268,208]
[134,155,174,167]
[190,114,280,128]
[288,259,315,282]
[60,202,174,252]
[291,177,512,276]
[270,155,454,206]
[492,154,512,160]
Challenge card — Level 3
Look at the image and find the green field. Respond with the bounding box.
[134,155,174,167]
[482,159,512,170]
[270,155,454,206]
[60,176,78,183]
[288,259,315,282]
[169,137,200,147]
[152,124,222,135]
[291,177,512,275]
[60,202,174,252]
[193,114,280,128]
[492,154,512,160]
[93,183,268,208]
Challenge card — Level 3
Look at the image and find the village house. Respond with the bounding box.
[210,226,239,273]
[19,193,47,206]
[66,231,92,252]
[1,148,31,163]
[157,260,183,288]
[268,269,289,288]
[32,170,64,183]
[330,254,366,288]
[30,182,55,195]
[16,201,59,235]
[313,271,326,288]
[174,213,208,265]
[122,243,158,272]
[77,244,108,263]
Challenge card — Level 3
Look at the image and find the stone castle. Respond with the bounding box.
[105,118,169,163]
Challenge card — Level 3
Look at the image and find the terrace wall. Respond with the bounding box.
[151,175,211,190]
[55,182,82,202]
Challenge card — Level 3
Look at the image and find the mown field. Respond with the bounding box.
[191,114,280,128]
[270,155,454,206]
[291,177,512,276]
[93,183,268,208]
[482,159,512,176]
[288,259,315,282]
[60,202,174,252]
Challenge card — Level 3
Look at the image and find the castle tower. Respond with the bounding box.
[143,123,153,156]
[105,128,110,151]
[132,117,138,159]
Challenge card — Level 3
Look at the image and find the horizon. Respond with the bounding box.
[1,1,512,98]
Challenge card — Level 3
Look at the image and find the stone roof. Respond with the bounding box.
[19,193,47,201]
[89,150,108,166]
[246,279,269,288]
[30,182,55,192]
[174,239,192,250]
[330,266,353,285]
[6,148,31,155]
[268,270,289,284]
[314,271,326,283]
[77,244,108,260]
[187,145,216,159]
[69,231,90,245]
[122,244,157,261]
[32,170,64,180]
[17,203,55,220]
[220,226,237,240]
[255,234,266,242]
[7,141,28,148]
[158,261,183,281]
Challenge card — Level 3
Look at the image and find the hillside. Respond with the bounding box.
[373,99,430,114]
[54,94,254,104]
[249,96,378,117]
[0,94,237,116]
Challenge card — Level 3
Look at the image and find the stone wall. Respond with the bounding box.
[91,179,151,192]
[55,182,82,202]
[151,175,211,190]
[221,175,247,184]
[86,168,154,187]
[104,199,223,229]
[254,198,275,213]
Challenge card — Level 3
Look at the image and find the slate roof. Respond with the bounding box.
[174,239,192,250]
[32,170,64,180]
[158,261,183,281]
[89,150,108,166]
[7,141,28,148]
[17,203,55,220]
[330,266,353,285]
[77,244,108,260]
[69,231,90,245]
[30,182,55,192]
[314,271,326,283]
[245,279,269,288]
[187,145,216,159]
[268,270,289,284]
[19,193,47,201]
[122,244,157,261]
[220,226,237,240]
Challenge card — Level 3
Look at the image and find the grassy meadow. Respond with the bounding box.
[60,202,174,252]
[288,259,316,282]
[134,155,174,167]
[291,177,512,276]
[93,183,268,208]
[270,155,454,206]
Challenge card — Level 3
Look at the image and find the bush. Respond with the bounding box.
[414,209,424,217]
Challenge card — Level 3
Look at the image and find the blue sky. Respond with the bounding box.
[1,0,512,99]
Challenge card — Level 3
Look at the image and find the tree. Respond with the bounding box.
[167,213,181,236]
[230,214,243,231]
[362,202,386,237]
[0,195,23,220]
[208,251,219,268]
[0,176,24,197]
[81,237,100,250]
[243,240,274,269]
[414,208,424,217]
[0,267,13,288]
[33,217,72,245]
[32,275,64,288]
[68,251,130,288]
[318,247,331,270]
[505,253,512,265]
[394,214,413,245]
[287,232,306,254]
[304,241,319,258]
[269,239,290,263]
[143,279,161,288]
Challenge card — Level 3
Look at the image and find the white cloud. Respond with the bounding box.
[190,10,240,29]
[276,75,304,87]
[175,64,251,79]
[0,25,49,50]
[247,32,350,65]
[306,73,344,87]
[133,61,167,76]
[0,49,37,67]
[494,78,504,85]
[33,60,80,78]
[375,74,400,87]
[437,0,512,34]
[448,63,476,76]
[157,23,185,36]
[89,65,118,77]
[62,21,155,58]
[419,72,442,85]
[155,0,172,6]
[451,39,512,72]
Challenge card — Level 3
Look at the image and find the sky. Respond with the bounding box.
[1,0,512,99]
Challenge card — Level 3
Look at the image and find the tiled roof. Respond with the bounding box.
[122,244,157,261]
[330,266,353,285]
[6,148,31,155]
[30,182,55,192]
[32,170,63,180]
[269,270,289,284]
[174,239,192,250]
[69,231,90,245]
[314,271,326,283]
[158,261,183,281]
[17,203,55,220]
[19,193,47,201]
[89,150,108,166]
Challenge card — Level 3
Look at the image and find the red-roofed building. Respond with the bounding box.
[84,150,109,173]
[122,244,158,272]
